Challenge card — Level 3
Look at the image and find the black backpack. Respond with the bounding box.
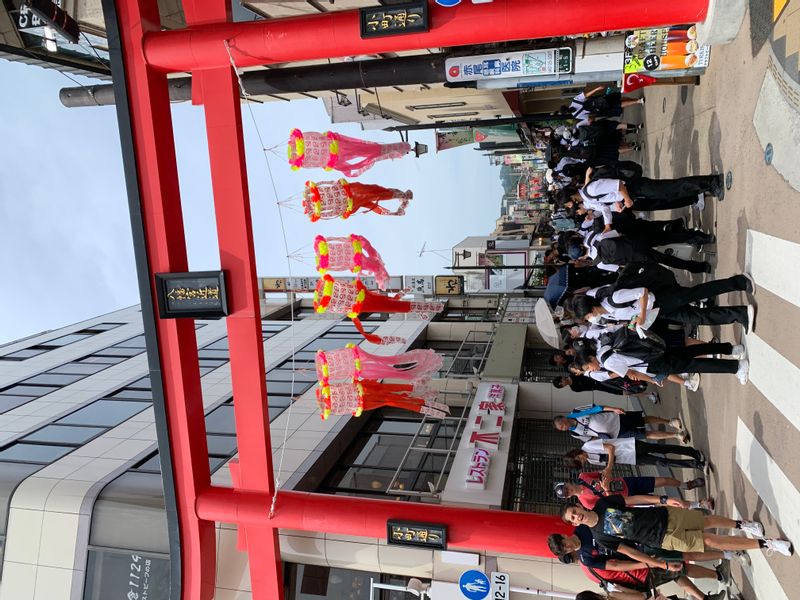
[599,326,666,363]
[588,161,643,183]
[597,237,650,265]
[594,261,678,303]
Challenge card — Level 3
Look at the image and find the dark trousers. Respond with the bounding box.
[628,175,717,204]
[635,440,701,469]
[649,343,739,375]
[613,214,710,246]
[655,276,749,325]
[646,249,708,274]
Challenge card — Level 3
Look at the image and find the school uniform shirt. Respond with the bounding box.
[588,495,669,552]
[555,157,583,172]
[596,343,655,378]
[599,287,656,322]
[582,438,637,465]
[581,197,614,226]
[587,369,614,382]
[570,410,621,441]
[569,93,591,120]
[575,524,628,569]
[577,472,630,510]
[580,179,624,205]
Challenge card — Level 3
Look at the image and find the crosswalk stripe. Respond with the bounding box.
[746,230,800,307]
[731,506,790,600]
[735,418,800,546]
[745,332,800,434]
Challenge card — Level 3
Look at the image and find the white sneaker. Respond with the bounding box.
[739,520,765,538]
[763,538,794,556]
[736,359,749,385]
[733,550,752,567]
[684,373,701,392]
[730,344,746,359]
[694,193,705,211]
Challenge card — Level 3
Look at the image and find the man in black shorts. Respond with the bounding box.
[553,404,688,443]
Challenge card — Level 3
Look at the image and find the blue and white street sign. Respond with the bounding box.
[459,570,490,600]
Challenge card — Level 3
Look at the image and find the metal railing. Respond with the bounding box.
[385,299,507,499]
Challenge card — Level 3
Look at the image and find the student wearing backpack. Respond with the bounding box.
[571,279,754,330]
[564,438,706,472]
[580,175,722,214]
[551,375,655,400]
[548,529,732,600]
[561,496,794,556]
[554,474,712,511]
[568,87,643,120]
[552,405,688,443]
[574,332,749,389]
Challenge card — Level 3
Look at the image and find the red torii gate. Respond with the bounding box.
[102,1,709,599]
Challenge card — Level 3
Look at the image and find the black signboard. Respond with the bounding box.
[360,1,429,38]
[387,520,447,550]
[155,271,228,319]
[557,48,573,73]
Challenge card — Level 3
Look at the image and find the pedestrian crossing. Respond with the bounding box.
[687,229,800,599]
[745,230,800,308]
[731,506,791,600]
[744,333,800,434]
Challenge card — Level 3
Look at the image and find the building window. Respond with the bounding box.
[84,549,170,600]
[406,101,466,111]
[424,339,493,378]
[286,564,429,600]
[319,407,465,499]
[0,323,125,361]
[427,111,479,119]
[436,307,498,322]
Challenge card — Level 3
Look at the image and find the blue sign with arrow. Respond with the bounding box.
[436,0,462,6]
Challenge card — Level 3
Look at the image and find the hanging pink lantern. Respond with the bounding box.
[313,275,444,344]
[316,379,449,420]
[302,179,412,222]
[314,234,390,289]
[315,344,443,384]
[289,129,411,177]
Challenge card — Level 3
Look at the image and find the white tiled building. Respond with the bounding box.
[0,295,641,600]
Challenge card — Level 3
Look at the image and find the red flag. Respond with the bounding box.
[622,72,657,93]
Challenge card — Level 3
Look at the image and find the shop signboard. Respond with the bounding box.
[387,520,447,549]
[445,48,572,83]
[261,276,403,292]
[404,275,434,295]
[435,275,464,296]
[623,24,710,74]
[154,271,228,319]
[436,128,474,152]
[360,1,429,38]
[442,382,517,506]
[84,550,170,600]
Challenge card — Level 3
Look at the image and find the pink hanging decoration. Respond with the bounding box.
[315,344,443,384]
[316,379,449,420]
[314,234,390,290]
[288,129,411,177]
[313,275,444,345]
[302,179,412,222]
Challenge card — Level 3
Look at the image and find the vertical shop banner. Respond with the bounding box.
[623,25,710,74]
[435,128,474,152]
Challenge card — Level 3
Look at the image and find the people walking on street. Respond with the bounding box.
[553,404,688,442]
[564,437,708,471]
[554,472,712,510]
[551,374,655,400]
[568,87,643,120]
[561,495,794,556]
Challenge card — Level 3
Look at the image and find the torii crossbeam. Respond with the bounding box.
[100,1,709,599]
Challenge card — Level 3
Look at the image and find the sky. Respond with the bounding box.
[0,60,502,345]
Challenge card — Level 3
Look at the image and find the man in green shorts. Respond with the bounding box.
[561,495,793,556]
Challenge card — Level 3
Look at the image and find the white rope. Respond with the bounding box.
[224,40,301,519]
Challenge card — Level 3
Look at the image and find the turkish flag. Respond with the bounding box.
[622,72,657,93]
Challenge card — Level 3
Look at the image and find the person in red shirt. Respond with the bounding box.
[554,472,713,510]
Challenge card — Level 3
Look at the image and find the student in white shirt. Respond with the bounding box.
[571,277,754,329]
[564,437,705,472]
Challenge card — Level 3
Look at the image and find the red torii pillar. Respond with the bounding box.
[105,1,710,600]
